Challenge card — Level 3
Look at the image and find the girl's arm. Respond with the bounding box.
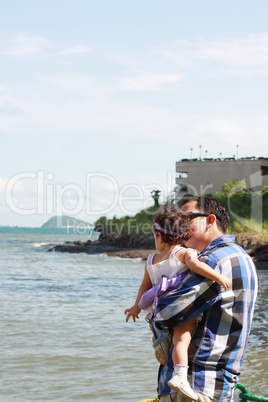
[124,263,152,322]
[179,249,232,290]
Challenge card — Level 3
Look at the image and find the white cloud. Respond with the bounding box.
[0,32,92,58]
[35,71,98,90]
[184,113,268,156]
[153,33,268,75]
[0,84,9,92]
[119,72,184,91]
[0,32,51,57]
[1,32,267,160]
[59,45,92,56]
[2,71,267,152]
[0,100,25,116]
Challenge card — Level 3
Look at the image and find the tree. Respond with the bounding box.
[221,179,247,196]
[151,190,161,207]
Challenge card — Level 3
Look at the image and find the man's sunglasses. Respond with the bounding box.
[187,212,210,220]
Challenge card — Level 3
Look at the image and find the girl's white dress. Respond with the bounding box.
[147,245,188,286]
[141,245,195,316]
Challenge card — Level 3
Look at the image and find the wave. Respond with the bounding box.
[32,242,58,248]
[99,253,143,263]
[0,239,35,245]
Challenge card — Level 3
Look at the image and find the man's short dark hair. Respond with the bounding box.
[180,194,230,233]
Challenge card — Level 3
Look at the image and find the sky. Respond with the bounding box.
[1,0,268,226]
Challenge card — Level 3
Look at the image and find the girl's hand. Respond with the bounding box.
[217,275,232,291]
[124,305,141,322]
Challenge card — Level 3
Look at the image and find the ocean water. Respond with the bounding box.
[0,230,267,401]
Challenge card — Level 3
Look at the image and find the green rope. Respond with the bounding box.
[234,383,268,402]
[139,383,267,402]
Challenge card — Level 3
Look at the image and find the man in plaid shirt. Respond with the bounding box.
[152,195,258,402]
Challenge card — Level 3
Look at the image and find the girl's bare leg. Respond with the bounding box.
[168,318,198,400]
[172,318,196,366]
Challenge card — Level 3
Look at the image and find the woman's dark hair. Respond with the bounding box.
[153,204,191,245]
[180,194,230,233]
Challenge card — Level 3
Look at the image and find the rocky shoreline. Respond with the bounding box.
[48,232,268,269]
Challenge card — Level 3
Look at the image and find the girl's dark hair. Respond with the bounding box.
[153,204,191,245]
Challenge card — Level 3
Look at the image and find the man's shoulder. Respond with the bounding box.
[202,234,255,268]
[202,235,244,257]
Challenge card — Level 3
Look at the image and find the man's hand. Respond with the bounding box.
[124,305,141,322]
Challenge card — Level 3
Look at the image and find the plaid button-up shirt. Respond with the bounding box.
[152,235,258,402]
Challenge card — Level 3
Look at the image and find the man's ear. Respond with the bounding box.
[207,214,216,226]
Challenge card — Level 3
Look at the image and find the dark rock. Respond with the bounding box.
[254,261,268,270]
[74,240,84,246]
[234,233,259,250]
[48,232,154,255]
[234,233,268,268]
[107,249,154,261]
[48,231,268,269]
[95,232,155,249]
[94,223,115,235]
[248,243,268,259]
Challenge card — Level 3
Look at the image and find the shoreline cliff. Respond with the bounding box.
[48,232,268,269]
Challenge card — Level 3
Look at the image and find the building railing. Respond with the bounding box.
[178,156,267,162]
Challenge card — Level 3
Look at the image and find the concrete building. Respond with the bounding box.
[175,157,268,197]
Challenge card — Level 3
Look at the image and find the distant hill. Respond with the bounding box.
[41,215,93,228]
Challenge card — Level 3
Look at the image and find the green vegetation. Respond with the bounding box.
[210,181,268,240]
[94,181,268,241]
[95,206,158,236]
